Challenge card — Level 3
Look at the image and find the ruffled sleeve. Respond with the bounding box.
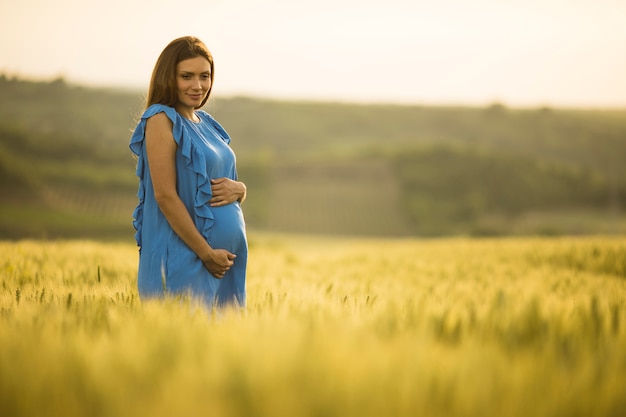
[129,104,215,247]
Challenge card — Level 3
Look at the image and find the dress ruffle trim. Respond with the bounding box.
[129,104,226,247]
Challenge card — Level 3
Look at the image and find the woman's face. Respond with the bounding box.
[175,56,212,110]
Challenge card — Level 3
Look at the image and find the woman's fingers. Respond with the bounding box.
[203,249,236,278]
[210,178,243,206]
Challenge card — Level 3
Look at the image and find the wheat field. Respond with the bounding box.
[1,235,625,417]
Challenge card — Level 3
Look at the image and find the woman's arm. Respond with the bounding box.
[145,113,235,278]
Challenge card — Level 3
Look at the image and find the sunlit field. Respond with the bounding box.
[1,235,625,417]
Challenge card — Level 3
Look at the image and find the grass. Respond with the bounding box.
[1,235,625,417]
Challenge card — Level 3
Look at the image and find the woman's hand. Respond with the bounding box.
[201,248,236,279]
[210,178,247,206]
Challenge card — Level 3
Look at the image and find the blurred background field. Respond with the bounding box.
[1,236,625,417]
[1,75,625,240]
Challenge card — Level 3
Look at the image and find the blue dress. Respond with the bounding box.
[130,104,247,308]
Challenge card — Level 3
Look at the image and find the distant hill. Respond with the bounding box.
[1,75,625,238]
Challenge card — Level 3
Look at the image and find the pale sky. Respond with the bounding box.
[1,0,626,107]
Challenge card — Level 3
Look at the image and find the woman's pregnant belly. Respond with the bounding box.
[207,202,247,253]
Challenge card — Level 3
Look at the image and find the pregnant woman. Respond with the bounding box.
[130,36,247,309]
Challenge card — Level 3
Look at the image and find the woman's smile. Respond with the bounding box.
[188,92,204,100]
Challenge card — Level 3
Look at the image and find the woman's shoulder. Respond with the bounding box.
[131,104,186,149]
[144,111,173,131]
[142,104,179,122]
